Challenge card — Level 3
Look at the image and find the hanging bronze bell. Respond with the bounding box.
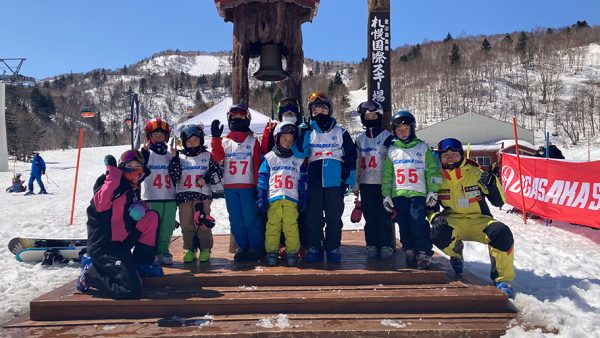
[253,44,289,82]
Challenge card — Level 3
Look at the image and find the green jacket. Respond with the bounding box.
[381,137,441,198]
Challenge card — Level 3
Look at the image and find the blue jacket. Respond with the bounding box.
[292,118,356,188]
[30,154,46,177]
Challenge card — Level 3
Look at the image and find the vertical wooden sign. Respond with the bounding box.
[368,0,392,126]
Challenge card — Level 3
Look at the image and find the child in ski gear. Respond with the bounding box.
[261,97,303,154]
[169,123,222,263]
[293,92,357,263]
[79,150,162,299]
[430,138,515,297]
[211,104,265,262]
[25,152,47,195]
[354,101,395,259]
[258,122,307,266]
[6,173,26,193]
[140,118,177,265]
[260,97,309,260]
[381,111,441,269]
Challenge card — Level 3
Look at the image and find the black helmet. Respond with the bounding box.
[179,124,205,148]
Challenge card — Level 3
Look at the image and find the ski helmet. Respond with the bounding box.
[118,149,144,167]
[273,121,299,146]
[277,97,301,124]
[307,91,332,116]
[227,104,251,131]
[391,110,416,141]
[145,118,171,140]
[179,124,205,147]
[357,100,383,127]
[437,138,464,170]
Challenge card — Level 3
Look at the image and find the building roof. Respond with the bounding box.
[176,98,271,136]
[215,0,319,22]
[417,112,535,147]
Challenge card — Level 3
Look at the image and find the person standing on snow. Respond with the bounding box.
[25,151,47,195]
[77,150,163,299]
[211,104,265,262]
[430,138,515,298]
[140,118,177,266]
[381,110,441,269]
[257,122,308,266]
[293,91,357,263]
[354,101,395,259]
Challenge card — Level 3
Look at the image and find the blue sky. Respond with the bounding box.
[2,0,599,79]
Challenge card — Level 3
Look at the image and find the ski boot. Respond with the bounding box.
[404,249,417,268]
[495,282,514,298]
[245,248,265,262]
[450,256,464,274]
[366,246,378,259]
[380,246,394,260]
[182,249,197,263]
[155,253,173,266]
[38,190,48,195]
[137,262,164,277]
[198,249,211,262]
[305,247,323,263]
[326,248,342,263]
[287,253,299,267]
[416,251,432,270]
[24,191,35,196]
[76,253,92,292]
[234,246,248,262]
[266,252,278,266]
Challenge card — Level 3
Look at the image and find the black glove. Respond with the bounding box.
[211,119,224,138]
[104,155,117,168]
[429,214,450,241]
[478,169,494,187]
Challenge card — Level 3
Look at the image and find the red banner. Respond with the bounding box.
[501,153,600,228]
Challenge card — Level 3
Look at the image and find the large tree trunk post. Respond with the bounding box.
[232,14,250,105]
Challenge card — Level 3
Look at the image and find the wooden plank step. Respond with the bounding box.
[4,312,516,337]
[30,282,510,321]
[143,268,450,287]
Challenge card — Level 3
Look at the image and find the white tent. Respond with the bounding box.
[177,98,271,136]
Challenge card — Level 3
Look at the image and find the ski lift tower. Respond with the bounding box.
[214,0,319,107]
[0,57,26,172]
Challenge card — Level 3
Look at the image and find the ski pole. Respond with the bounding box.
[45,173,59,187]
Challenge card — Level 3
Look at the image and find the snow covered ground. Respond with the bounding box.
[1,143,600,337]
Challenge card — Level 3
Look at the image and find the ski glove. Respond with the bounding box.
[211,119,224,138]
[299,116,312,131]
[383,196,394,213]
[194,205,216,229]
[128,201,147,221]
[429,213,450,241]
[257,190,269,214]
[104,155,117,168]
[425,191,438,208]
[478,169,494,188]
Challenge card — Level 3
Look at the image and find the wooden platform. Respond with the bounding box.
[3,231,516,337]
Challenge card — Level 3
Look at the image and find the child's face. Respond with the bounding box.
[363,112,379,120]
[279,134,295,149]
[151,131,167,142]
[185,136,201,148]
[440,150,462,168]
[394,124,411,140]
[311,104,329,116]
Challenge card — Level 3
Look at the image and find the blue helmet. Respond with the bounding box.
[437,138,464,169]
[391,110,416,141]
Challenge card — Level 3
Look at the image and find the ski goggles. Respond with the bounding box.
[308,91,328,104]
[180,124,204,140]
[145,119,170,134]
[358,101,383,116]
[437,138,463,153]
[228,104,250,118]
[120,150,144,172]
[277,101,300,114]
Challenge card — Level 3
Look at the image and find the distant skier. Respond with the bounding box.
[6,173,26,193]
[77,150,163,299]
[25,151,47,195]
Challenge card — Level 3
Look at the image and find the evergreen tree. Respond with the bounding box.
[195,90,204,104]
[333,71,344,86]
[502,33,513,47]
[449,43,461,65]
[123,65,128,74]
[315,62,321,75]
[139,78,147,93]
[481,38,492,53]
[546,27,554,34]
[444,33,453,43]
[30,87,56,123]
[575,20,589,28]
[196,75,208,87]
[515,31,528,54]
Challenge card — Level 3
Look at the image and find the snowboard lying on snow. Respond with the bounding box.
[8,237,87,264]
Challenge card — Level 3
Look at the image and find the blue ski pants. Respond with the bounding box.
[224,188,264,250]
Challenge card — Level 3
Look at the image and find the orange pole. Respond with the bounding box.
[512,117,527,224]
[70,128,84,225]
